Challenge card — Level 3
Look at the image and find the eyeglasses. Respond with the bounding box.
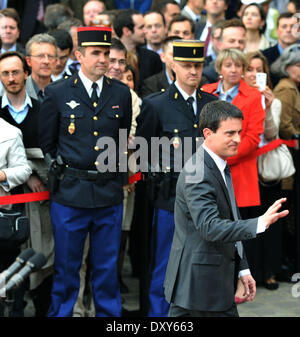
[29,54,57,61]
[92,19,111,27]
[109,58,126,66]
[1,70,22,77]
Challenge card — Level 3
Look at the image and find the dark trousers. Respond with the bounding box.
[168,302,239,317]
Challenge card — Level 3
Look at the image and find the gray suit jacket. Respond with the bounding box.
[25,75,39,101]
[164,149,258,312]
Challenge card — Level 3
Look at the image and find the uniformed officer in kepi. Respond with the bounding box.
[135,39,218,317]
[38,26,132,317]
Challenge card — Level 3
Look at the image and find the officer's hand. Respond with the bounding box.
[262,198,289,229]
[27,174,47,193]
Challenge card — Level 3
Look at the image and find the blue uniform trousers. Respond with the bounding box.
[148,208,175,317]
[48,201,123,317]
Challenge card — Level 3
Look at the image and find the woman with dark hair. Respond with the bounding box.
[241,3,273,52]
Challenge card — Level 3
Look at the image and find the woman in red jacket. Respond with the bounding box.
[202,48,265,303]
[202,48,265,210]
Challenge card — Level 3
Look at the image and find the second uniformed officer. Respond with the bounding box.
[38,26,132,317]
[136,40,218,317]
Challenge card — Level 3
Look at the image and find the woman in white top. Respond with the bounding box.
[241,3,273,53]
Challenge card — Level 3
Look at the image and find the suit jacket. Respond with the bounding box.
[202,79,265,207]
[25,75,40,102]
[136,83,218,211]
[140,70,170,99]
[38,74,132,209]
[262,44,281,88]
[164,149,258,312]
[136,46,163,96]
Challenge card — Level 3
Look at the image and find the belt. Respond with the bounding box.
[63,167,118,181]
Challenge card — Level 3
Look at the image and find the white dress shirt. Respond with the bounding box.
[174,81,197,115]
[78,70,103,98]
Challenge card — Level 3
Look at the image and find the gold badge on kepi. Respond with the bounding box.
[173,137,181,149]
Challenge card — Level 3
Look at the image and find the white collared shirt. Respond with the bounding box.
[2,91,33,124]
[78,69,103,98]
[174,81,197,115]
[182,5,201,22]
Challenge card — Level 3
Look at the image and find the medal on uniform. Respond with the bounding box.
[68,122,75,134]
[68,114,76,134]
[173,137,180,149]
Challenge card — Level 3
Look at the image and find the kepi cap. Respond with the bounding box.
[77,26,112,47]
[173,40,205,63]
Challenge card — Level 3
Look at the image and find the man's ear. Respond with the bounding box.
[25,56,31,68]
[74,50,82,63]
[122,26,131,37]
[202,128,213,139]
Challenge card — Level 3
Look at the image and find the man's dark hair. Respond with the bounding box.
[0,8,21,29]
[57,17,82,32]
[219,18,246,41]
[168,15,195,33]
[110,37,127,57]
[0,51,29,73]
[199,101,244,133]
[151,0,180,13]
[144,10,166,26]
[162,35,181,51]
[44,4,74,31]
[277,11,295,26]
[48,29,73,51]
[113,9,141,38]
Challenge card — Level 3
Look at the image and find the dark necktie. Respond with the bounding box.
[186,96,195,115]
[91,82,98,108]
[224,164,243,259]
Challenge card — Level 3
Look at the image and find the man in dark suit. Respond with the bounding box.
[113,8,163,95]
[136,39,218,317]
[263,12,298,88]
[141,36,177,98]
[0,8,25,55]
[38,26,132,317]
[164,100,289,317]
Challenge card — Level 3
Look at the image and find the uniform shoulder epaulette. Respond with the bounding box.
[144,90,165,100]
[106,76,128,89]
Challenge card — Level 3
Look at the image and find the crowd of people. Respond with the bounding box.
[0,0,299,317]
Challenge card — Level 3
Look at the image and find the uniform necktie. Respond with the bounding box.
[186,96,195,115]
[91,82,98,108]
[224,164,243,259]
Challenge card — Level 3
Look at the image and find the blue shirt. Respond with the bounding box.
[214,81,239,103]
[2,92,33,124]
[0,43,16,54]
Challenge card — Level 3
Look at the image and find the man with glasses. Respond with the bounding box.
[0,51,54,317]
[25,33,57,103]
[48,29,73,82]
